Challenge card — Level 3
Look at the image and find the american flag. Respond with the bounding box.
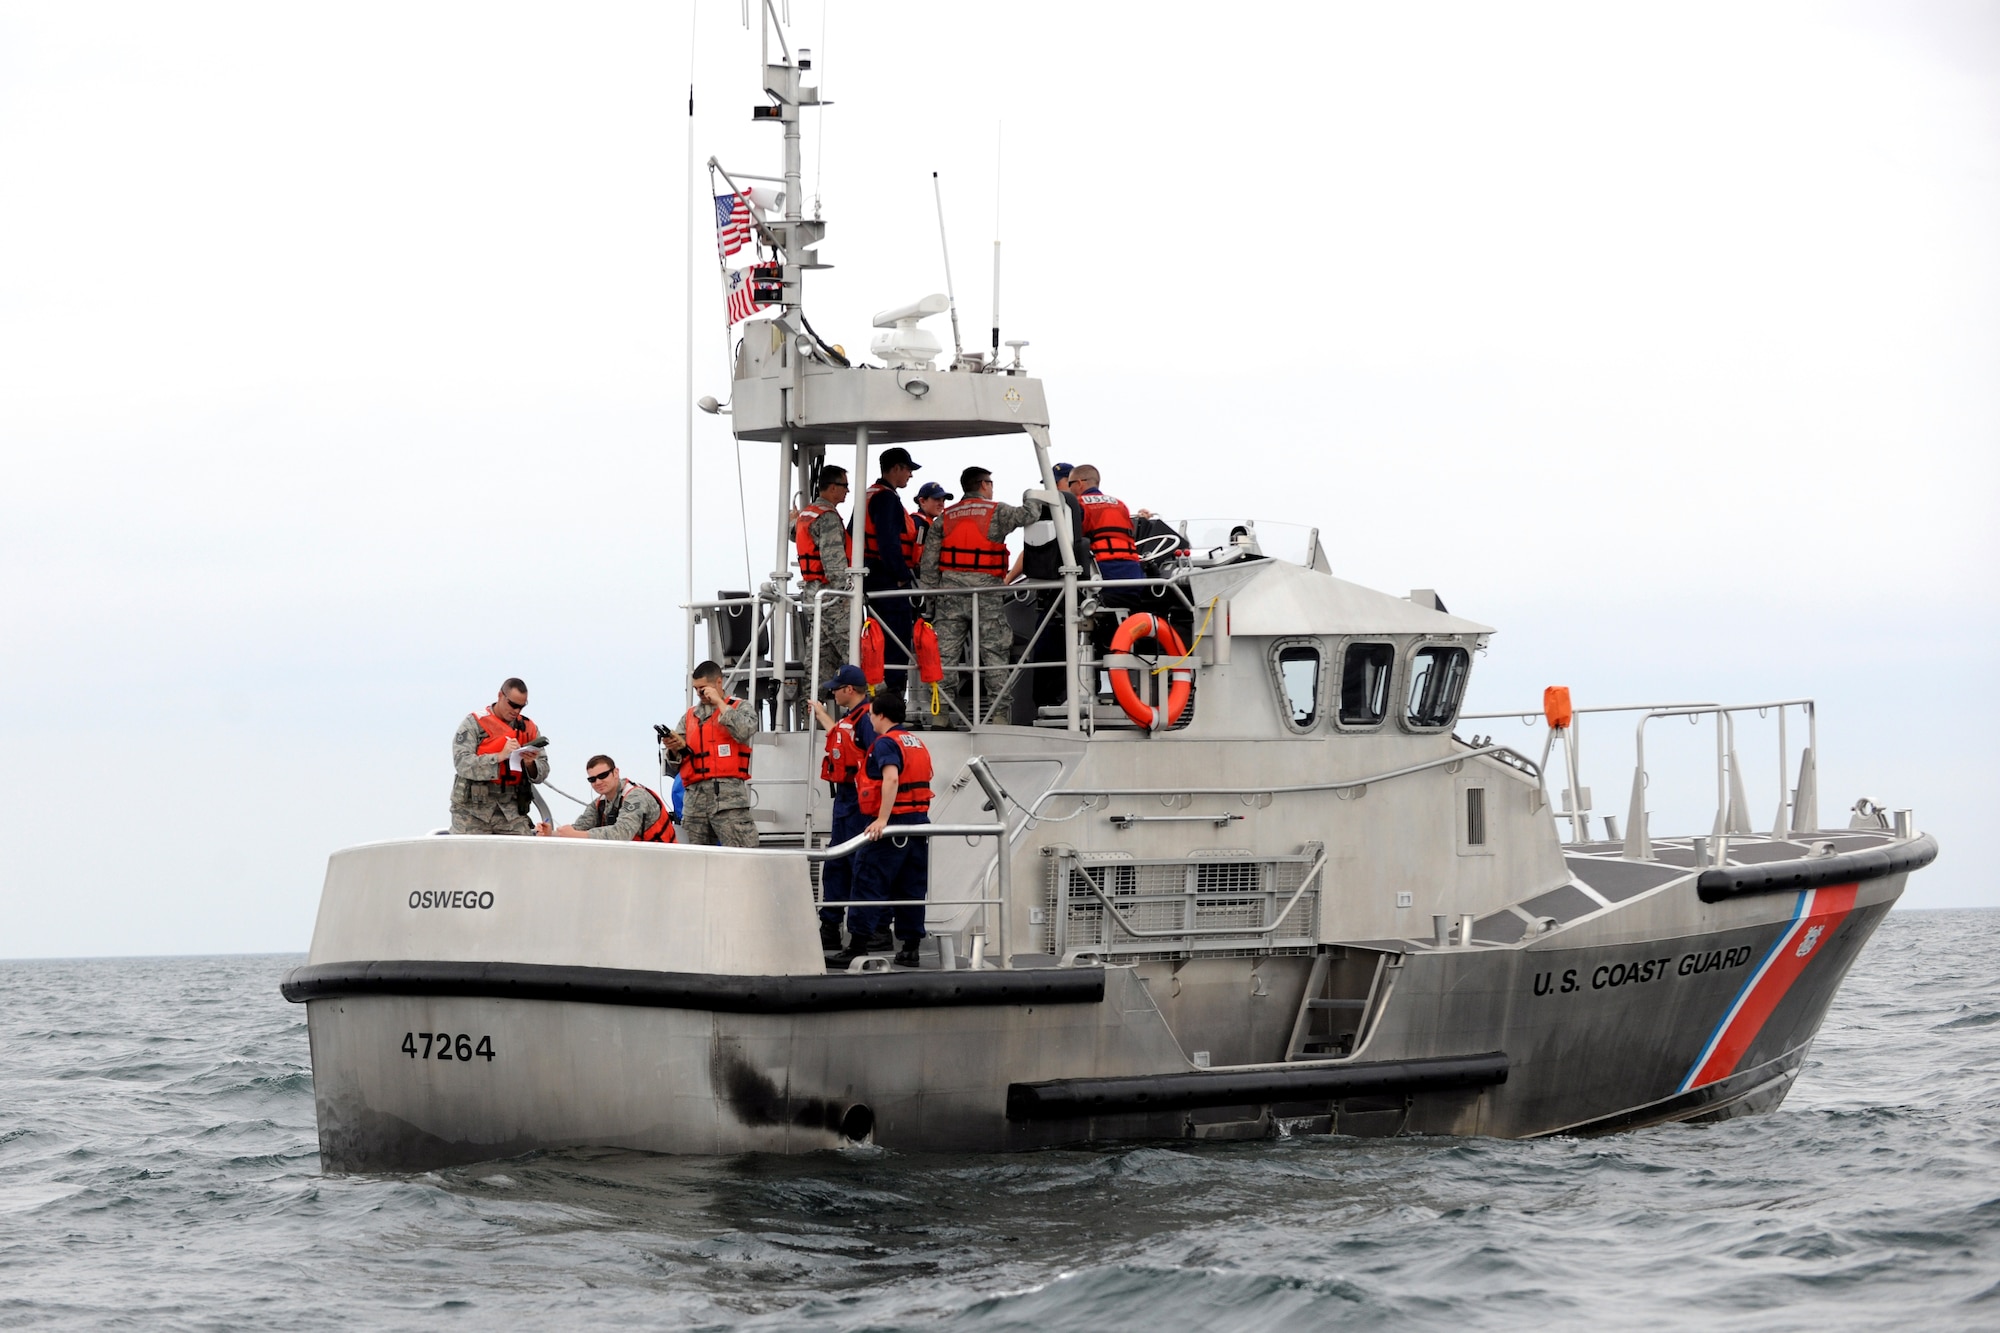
[724,267,769,326]
[714,192,753,259]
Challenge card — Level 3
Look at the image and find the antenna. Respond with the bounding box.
[991,122,1003,362]
[932,172,964,367]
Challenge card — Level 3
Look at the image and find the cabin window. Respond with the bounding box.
[1405,645,1470,730]
[1338,642,1396,727]
[1466,787,1487,846]
[1273,643,1321,730]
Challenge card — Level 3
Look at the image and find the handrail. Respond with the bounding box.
[1624,700,1816,860]
[807,822,1013,967]
[1459,697,1817,853]
[1074,849,1329,941]
[1020,744,1540,819]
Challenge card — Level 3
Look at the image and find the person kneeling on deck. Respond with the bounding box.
[662,661,760,848]
[832,694,933,969]
[543,755,674,841]
[806,664,877,953]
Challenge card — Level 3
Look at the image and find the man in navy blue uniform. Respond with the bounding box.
[862,447,922,701]
[806,664,876,954]
[830,694,934,969]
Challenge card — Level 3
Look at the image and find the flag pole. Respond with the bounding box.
[684,65,697,712]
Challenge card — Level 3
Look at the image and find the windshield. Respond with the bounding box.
[1181,519,1321,567]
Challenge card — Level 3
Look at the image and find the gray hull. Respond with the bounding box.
[290,834,1917,1171]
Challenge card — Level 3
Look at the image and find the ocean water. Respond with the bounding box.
[2,911,1997,1330]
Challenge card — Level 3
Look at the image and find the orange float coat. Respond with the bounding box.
[864,482,921,569]
[856,727,934,818]
[677,701,753,784]
[1078,491,1141,565]
[936,498,1009,574]
[472,708,540,789]
[794,501,851,584]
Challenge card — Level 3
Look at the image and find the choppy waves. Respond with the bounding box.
[3,912,1998,1330]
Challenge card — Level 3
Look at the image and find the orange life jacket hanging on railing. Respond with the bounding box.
[855,728,935,818]
[911,617,944,717]
[858,617,886,692]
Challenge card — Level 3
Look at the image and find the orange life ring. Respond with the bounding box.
[1108,613,1193,731]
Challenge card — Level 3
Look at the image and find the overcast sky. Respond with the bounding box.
[2,1,1995,958]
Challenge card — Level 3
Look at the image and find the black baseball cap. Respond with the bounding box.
[880,446,921,472]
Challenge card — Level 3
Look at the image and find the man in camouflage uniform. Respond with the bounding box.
[450,678,550,834]
[548,755,665,840]
[796,465,857,726]
[920,466,1036,729]
[665,660,761,847]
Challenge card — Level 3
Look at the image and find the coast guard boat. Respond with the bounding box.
[283,11,1937,1171]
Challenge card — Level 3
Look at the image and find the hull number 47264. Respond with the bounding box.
[401,1032,496,1062]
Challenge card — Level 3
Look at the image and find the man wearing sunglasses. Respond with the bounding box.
[546,755,673,842]
[794,464,855,727]
[450,678,551,835]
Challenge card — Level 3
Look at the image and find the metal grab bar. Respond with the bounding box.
[1074,850,1329,941]
[807,822,1013,966]
[1625,700,1817,860]
[1461,697,1817,852]
[1020,744,1541,820]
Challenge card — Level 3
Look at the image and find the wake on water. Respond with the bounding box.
[2,910,1998,1330]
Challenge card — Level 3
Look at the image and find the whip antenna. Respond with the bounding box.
[991,122,1003,361]
[932,172,964,367]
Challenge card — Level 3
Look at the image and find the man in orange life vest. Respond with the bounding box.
[449,678,551,835]
[544,754,673,841]
[831,693,933,968]
[794,463,854,727]
[863,446,923,713]
[919,465,1038,728]
[661,661,760,848]
[805,663,876,953]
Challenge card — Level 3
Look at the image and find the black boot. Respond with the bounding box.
[819,919,842,953]
[829,930,890,969]
[893,937,923,968]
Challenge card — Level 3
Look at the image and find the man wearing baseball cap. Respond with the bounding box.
[807,664,878,954]
[863,447,923,714]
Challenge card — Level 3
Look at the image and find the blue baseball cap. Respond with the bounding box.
[1052,462,1073,479]
[916,481,953,501]
[824,664,869,693]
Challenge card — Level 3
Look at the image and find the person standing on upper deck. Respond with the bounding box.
[662,660,760,848]
[863,447,923,702]
[794,464,855,724]
[911,480,951,553]
[1069,464,1145,592]
[1018,463,1091,714]
[450,678,551,835]
[920,465,1036,728]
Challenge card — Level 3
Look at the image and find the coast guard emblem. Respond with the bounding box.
[1795,925,1824,958]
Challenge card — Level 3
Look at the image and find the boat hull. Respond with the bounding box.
[295,867,1904,1171]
